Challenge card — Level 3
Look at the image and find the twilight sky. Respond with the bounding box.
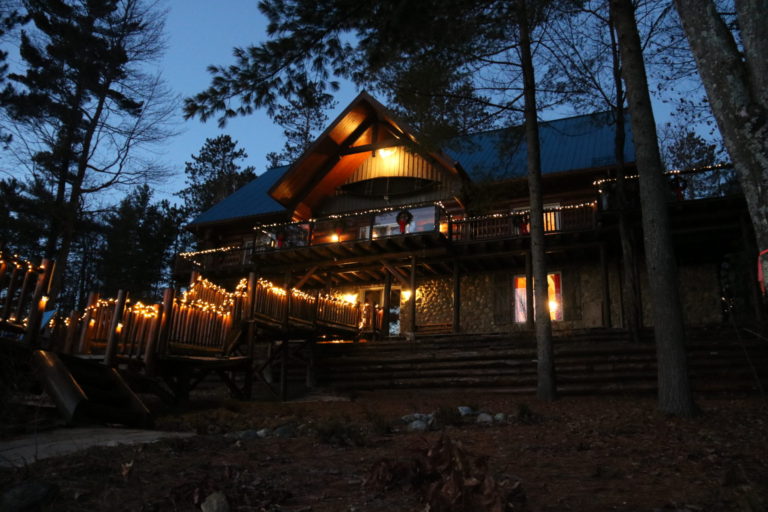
[158,0,357,201]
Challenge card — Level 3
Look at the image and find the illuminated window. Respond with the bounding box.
[513,272,563,322]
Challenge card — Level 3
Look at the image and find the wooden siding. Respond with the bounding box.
[316,148,462,215]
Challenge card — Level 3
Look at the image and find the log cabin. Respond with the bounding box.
[180,92,762,338]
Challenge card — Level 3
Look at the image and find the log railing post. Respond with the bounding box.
[143,304,161,376]
[156,287,174,356]
[77,292,99,354]
[23,258,53,348]
[104,290,128,368]
[63,309,79,354]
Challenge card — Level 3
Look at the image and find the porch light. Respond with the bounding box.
[378,147,395,158]
[401,290,412,302]
[342,293,358,304]
[549,299,559,314]
[331,233,340,242]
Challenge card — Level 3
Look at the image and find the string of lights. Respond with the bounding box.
[251,201,447,231]
[592,163,733,192]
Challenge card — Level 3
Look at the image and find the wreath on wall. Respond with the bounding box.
[396,209,413,233]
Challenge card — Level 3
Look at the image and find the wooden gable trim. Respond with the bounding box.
[269,91,466,219]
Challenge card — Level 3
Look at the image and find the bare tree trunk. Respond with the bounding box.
[610,0,696,417]
[519,0,556,401]
[609,16,642,342]
[673,0,768,294]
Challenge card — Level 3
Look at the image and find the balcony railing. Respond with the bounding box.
[177,202,598,273]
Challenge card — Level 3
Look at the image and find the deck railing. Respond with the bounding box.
[0,252,53,345]
[178,202,600,273]
[450,204,596,242]
[67,272,364,367]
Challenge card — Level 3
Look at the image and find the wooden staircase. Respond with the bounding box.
[33,351,153,427]
[315,327,768,395]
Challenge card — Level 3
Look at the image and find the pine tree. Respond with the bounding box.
[97,184,179,300]
[177,135,256,221]
[265,78,337,168]
[0,0,176,303]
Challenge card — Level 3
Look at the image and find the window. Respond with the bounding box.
[512,204,561,233]
[369,206,436,238]
[513,272,563,322]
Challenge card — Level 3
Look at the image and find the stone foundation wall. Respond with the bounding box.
[330,258,724,336]
[639,263,722,327]
[413,278,453,326]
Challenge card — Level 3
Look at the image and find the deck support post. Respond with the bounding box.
[104,289,127,368]
[600,243,612,327]
[452,260,461,333]
[525,250,534,328]
[77,292,99,353]
[23,258,53,348]
[382,272,392,338]
[409,255,417,336]
[281,270,291,401]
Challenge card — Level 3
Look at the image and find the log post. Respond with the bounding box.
[143,304,161,376]
[63,309,79,354]
[104,290,128,368]
[409,255,417,336]
[453,260,461,333]
[23,258,53,348]
[247,272,258,321]
[382,272,392,338]
[156,287,175,356]
[600,243,612,327]
[77,292,99,353]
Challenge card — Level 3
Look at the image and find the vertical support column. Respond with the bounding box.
[156,288,175,356]
[452,260,461,333]
[280,270,291,401]
[104,289,127,368]
[382,272,392,338]
[600,243,612,327]
[143,305,161,376]
[63,309,79,354]
[78,291,99,354]
[409,255,417,336]
[247,272,258,321]
[23,258,53,348]
[525,250,534,329]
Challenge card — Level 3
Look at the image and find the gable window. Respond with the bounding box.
[513,272,563,322]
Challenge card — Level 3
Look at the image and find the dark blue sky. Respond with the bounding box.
[159,0,357,200]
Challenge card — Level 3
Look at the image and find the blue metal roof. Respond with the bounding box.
[444,111,635,180]
[188,165,289,227]
[188,112,634,227]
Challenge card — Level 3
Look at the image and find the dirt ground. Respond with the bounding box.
[1,390,768,512]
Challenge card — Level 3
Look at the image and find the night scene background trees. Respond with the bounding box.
[0,0,765,416]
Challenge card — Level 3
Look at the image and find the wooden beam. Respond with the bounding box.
[340,140,404,156]
[293,265,319,290]
[382,261,410,288]
[288,118,374,212]
[257,246,450,274]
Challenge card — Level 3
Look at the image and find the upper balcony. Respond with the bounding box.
[177,202,599,276]
[176,164,744,278]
